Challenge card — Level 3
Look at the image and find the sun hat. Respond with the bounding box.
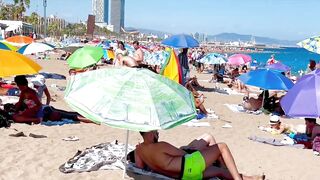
[269,115,280,125]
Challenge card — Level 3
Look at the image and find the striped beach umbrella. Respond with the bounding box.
[17,42,55,55]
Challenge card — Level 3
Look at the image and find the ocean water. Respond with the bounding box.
[247,47,320,75]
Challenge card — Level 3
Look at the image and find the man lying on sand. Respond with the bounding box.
[132,131,264,180]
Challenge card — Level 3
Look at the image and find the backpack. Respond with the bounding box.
[0,110,11,128]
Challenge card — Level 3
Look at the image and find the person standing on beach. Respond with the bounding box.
[133,40,144,65]
[178,48,189,85]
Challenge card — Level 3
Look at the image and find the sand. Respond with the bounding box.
[0,59,319,180]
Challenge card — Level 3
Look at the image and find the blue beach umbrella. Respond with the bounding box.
[161,34,199,48]
[238,69,294,90]
[199,53,227,65]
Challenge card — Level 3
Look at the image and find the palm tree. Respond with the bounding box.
[13,0,30,20]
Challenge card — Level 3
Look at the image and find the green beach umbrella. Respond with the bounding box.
[64,67,197,132]
[67,46,104,69]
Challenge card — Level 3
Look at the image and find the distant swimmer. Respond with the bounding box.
[133,40,144,65]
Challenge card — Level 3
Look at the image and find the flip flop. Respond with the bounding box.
[9,132,27,137]
[29,133,47,138]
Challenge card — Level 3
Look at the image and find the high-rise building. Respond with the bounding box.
[92,0,109,23]
[92,0,125,33]
[109,0,125,33]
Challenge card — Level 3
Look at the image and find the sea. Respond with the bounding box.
[245,47,320,75]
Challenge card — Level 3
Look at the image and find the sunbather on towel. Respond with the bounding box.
[41,106,96,124]
[242,95,263,111]
[133,131,264,180]
[258,115,296,135]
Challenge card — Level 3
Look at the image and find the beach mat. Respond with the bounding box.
[41,119,79,126]
[248,135,305,149]
[59,141,134,173]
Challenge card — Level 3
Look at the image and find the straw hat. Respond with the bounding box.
[269,115,280,125]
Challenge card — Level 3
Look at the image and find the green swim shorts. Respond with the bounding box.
[181,151,206,180]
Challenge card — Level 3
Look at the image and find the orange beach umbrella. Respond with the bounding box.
[6,35,34,44]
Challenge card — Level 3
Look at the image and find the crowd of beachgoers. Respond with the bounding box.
[1,35,320,180]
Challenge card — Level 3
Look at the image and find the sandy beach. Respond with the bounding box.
[1,59,319,180]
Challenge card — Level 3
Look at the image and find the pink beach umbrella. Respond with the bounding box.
[228,54,252,66]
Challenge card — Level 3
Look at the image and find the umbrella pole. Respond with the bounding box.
[122,130,130,179]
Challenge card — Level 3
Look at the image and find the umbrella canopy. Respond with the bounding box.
[6,35,34,44]
[297,36,320,54]
[199,53,227,65]
[161,34,199,48]
[280,69,320,118]
[0,49,42,77]
[238,69,294,90]
[17,42,55,55]
[228,54,252,65]
[67,46,104,69]
[265,62,291,72]
[144,50,170,65]
[64,67,197,132]
[0,41,17,51]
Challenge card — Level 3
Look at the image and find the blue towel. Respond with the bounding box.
[197,113,206,120]
[41,119,78,126]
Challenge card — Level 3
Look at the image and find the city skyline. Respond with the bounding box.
[3,0,320,40]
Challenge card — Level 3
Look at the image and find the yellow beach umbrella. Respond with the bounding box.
[0,49,42,77]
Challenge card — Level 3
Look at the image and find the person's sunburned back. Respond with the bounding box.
[136,141,183,178]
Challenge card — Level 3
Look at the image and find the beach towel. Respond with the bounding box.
[59,141,134,173]
[224,104,262,115]
[126,163,220,180]
[248,135,305,149]
[27,72,66,80]
[223,88,244,95]
[183,120,211,127]
[41,119,79,126]
[224,104,246,113]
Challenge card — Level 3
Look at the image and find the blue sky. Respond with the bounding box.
[4,0,320,40]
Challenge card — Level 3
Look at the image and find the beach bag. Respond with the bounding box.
[312,135,320,153]
[0,110,11,128]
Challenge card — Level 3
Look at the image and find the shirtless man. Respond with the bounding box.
[135,131,264,180]
[133,40,144,65]
[13,75,42,124]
